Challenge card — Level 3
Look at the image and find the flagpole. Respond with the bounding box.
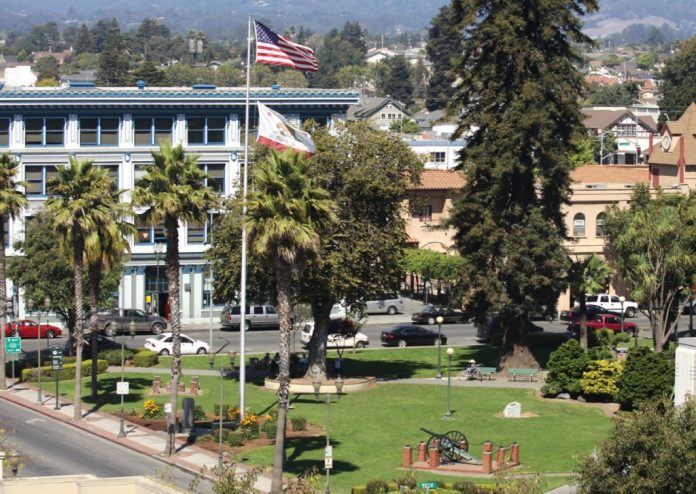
[239,13,252,421]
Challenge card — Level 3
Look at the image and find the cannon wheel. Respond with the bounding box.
[425,435,442,459]
[442,430,469,462]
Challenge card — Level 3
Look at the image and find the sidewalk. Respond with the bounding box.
[0,381,273,493]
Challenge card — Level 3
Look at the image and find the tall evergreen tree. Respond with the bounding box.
[340,21,368,55]
[659,36,696,122]
[447,0,597,369]
[315,29,364,88]
[96,27,130,86]
[74,25,93,55]
[380,55,414,106]
[425,4,464,111]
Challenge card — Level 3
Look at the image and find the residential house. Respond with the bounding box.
[365,48,397,64]
[347,96,408,131]
[403,131,467,170]
[582,107,658,164]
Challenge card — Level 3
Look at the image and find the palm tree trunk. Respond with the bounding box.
[73,232,85,420]
[271,258,293,493]
[307,300,331,379]
[0,217,7,390]
[579,297,588,350]
[88,262,101,400]
[164,216,181,456]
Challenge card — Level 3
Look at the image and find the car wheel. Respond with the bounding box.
[196,347,207,355]
[45,329,56,339]
[151,323,164,335]
[244,320,251,332]
[355,341,366,349]
[159,349,170,356]
[104,324,115,337]
[427,317,436,325]
[398,339,407,348]
[625,307,636,318]
[387,306,397,315]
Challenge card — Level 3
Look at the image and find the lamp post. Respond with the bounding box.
[153,242,164,315]
[444,347,454,419]
[313,376,344,494]
[208,211,214,349]
[436,315,444,379]
[619,295,625,334]
[118,320,137,438]
[209,354,226,468]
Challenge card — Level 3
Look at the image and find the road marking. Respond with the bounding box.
[26,418,47,424]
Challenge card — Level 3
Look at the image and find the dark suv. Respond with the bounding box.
[98,308,167,336]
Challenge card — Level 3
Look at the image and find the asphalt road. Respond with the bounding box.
[0,398,214,492]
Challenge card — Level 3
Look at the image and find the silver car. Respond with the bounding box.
[220,304,280,331]
[365,293,404,315]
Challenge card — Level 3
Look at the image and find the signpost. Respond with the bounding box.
[5,337,21,387]
[324,445,333,469]
[50,346,63,410]
[418,481,438,493]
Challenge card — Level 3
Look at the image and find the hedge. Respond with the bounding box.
[21,359,108,382]
[132,350,159,367]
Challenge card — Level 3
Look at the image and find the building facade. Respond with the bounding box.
[0,83,359,323]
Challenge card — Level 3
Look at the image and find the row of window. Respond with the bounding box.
[573,212,605,238]
[0,116,229,147]
[135,213,217,245]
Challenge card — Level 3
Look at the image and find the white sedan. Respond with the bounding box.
[300,322,369,349]
[144,333,210,355]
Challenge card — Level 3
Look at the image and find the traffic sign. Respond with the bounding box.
[116,381,130,395]
[5,337,21,354]
[324,445,333,469]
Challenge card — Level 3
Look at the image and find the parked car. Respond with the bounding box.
[64,334,123,356]
[98,308,167,336]
[300,322,370,348]
[220,304,280,331]
[411,306,466,325]
[576,294,638,317]
[568,313,638,335]
[380,324,447,347]
[4,319,62,339]
[559,304,623,322]
[364,293,404,315]
[144,332,210,355]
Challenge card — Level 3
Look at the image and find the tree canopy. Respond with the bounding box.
[425,4,464,111]
[659,36,696,121]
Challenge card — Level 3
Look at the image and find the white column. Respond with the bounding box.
[66,114,79,148]
[228,113,240,146]
[12,115,24,148]
[121,115,133,148]
[174,114,186,145]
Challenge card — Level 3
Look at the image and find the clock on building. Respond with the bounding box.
[662,134,672,151]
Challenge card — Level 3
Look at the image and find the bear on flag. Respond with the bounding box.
[256,102,316,156]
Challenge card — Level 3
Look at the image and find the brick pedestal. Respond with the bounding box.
[403,445,413,468]
[417,441,427,463]
[428,440,440,469]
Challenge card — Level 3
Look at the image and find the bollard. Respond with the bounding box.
[403,445,413,468]
[484,440,493,453]
[152,375,161,394]
[496,447,505,468]
[510,442,520,465]
[190,376,199,395]
[483,451,493,474]
[428,439,440,469]
[417,441,427,463]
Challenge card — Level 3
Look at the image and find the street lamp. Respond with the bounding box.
[313,376,344,494]
[118,320,137,438]
[153,243,164,315]
[208,211,215,349]
[444,347,454,419]
[209,354,226,468]
[436,315,444,379]
[27,298,43,404]
[619,295,626,334]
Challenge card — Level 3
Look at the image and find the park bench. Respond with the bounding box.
[509,368,540,382]
[477,367,497,380]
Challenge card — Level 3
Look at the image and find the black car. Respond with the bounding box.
[381,324,447,347]
[411,306,466,325]
[559,304,622,323]
[63,334,123,356]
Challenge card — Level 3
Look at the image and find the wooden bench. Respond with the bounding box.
[477,367,497,380]
[509,368,540,382]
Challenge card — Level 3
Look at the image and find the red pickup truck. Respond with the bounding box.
[569,313,638,335]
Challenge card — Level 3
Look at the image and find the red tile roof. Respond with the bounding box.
[409,169,465,190]
[570,165,649,184]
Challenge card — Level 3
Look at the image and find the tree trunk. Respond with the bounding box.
[306,300,332,380]
[88,262,101,400]
[579,298,588,350]
[0,217,7,390]
[164,216,181,456]
[271,258,293,493]
[498,313,540,370]
[73,231,85,420]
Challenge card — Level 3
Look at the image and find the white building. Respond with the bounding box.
[675,337,696,406]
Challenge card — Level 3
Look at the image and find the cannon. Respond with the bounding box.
[420,427,482,465]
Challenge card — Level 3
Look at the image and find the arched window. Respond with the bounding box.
[596,213,606,237]
[573,213,586,237]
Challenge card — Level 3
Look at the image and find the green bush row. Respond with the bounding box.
[352,479,489,494]
[98,348,135,366]
[21,359,108,382]
[132,350,158,367]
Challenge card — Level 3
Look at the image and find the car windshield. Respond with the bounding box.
[416,306,432,313]
[150,334,167,341]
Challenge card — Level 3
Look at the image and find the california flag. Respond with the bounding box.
[256,102,316,155]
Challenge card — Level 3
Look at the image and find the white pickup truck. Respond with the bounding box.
[575,294,639,317]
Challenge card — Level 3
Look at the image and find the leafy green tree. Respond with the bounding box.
[636,51,658,70]
[132,141,218,455]
[659,36,696,121]
[569,133,596,167]
[378,55,414,106]
[334,65,367,89]
[34,56,59,82]
[617,346,673,411]
[96,27,130,86]
[91,18,119,53]
[74,24,93,55]
[426,4,464,111]
[315,29,364,88]
[576,399,696,493]
[446,0,596,369]
[542,339,590,396]
[130,57,166,86]
[0,154,26,390]
[585,82,639,106]
[45,158,115,420]
[602,53,623,68]
[568,255,611,349]
[604,186,696,351]
[389,117,420,134]
[246,150,337,493]
[403,248,466,298]
[340,21,368,55]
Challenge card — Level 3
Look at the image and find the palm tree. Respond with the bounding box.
[0,154,27,390]
[45,157,114,420]
[132,140,218,456]
[84,189,134,400]
[568,255,612,349]
[246,150,336,492]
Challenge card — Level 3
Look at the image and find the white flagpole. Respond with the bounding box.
[239,14,252,420]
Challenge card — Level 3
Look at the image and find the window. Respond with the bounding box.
[80,117,119,146]
[25,165,58,196]
[0,118,9,147]
[198,163,225,194]
[187,214,218,244]
[253,306,264,315]
[413,205,432,223]
[187,116,225,145]
[430,152,446,164]
[596,213,605,237]
[135,214,165,244]
[573,213,585,237]
[25,117,64,146]
[134,117,173,146]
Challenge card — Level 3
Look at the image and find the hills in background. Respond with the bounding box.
[0,0,694,40]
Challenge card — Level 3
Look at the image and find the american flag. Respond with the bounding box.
[254,20,318,72]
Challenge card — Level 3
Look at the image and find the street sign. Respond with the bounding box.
[164,403,172,414]
[418,482,438,490]
[116,381,130,395]
[324,445,333,469]
[5,337,21,354]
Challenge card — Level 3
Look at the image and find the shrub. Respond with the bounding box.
[617,347,674,410]
[291,416,307,431]
[393,469,417,490]
[214,404,230,417]
[451,480,489,493]
[21,359,108,382]
[580,359,624,401]
[365,480,389,494]
[132,350,158,367]
[98,348,134,366]
[587,346,613,360]
[589,328,612,348]
[193,405,207,421]
[143,399,165,418]
[196,433,214,443]
[226,405,240,422]
[261,419,277,439]
[613,331,632,344]
[545,339,590,395]
[226,430,245,447]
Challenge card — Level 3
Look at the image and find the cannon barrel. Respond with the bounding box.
[420,427,442,438]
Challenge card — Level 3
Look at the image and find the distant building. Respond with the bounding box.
[365,48,397,64]
[403,132,467,170]
[3,66,38,87]
[347,96,408,131]
[582,107,658,164]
